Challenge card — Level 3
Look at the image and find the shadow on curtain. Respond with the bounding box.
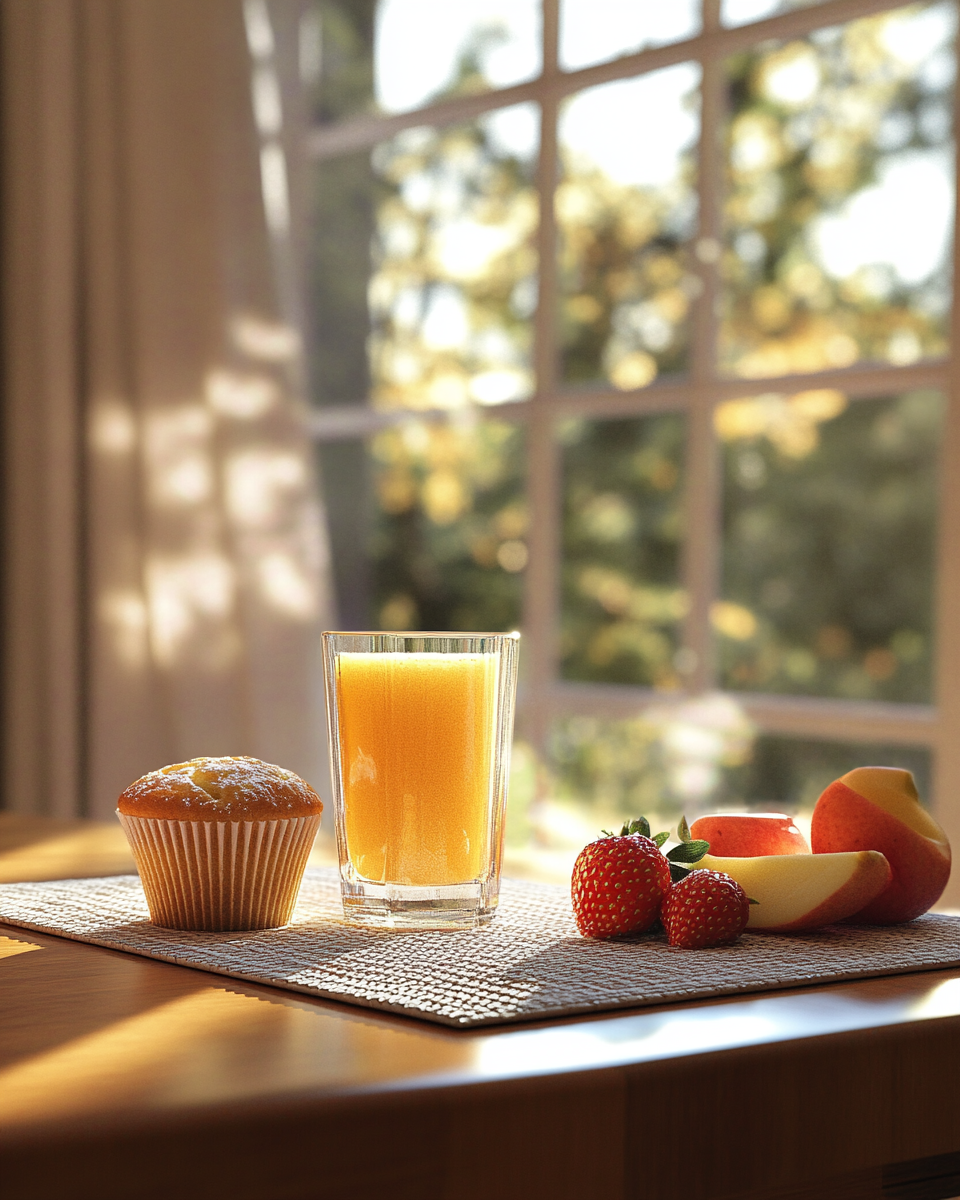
[1,0,334,818]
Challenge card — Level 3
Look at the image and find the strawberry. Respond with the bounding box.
[571,817,673,938]
[661,869,752,949]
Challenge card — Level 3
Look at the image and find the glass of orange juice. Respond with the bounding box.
[322,631,520,928]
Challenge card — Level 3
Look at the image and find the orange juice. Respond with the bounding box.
[334,652,499,886]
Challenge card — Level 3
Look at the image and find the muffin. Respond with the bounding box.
[117,756,323,931]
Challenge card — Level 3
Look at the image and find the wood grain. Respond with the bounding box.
[2,814,960,1200]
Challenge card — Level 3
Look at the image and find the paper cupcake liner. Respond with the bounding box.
[117,813,321,931]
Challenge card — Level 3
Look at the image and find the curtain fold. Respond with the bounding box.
[2,0,333,818]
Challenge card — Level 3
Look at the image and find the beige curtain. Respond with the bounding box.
[2,0,333,818]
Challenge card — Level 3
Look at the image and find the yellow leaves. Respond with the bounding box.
[496,541,528,572]
[710,601,758,642]
[379,594,417,630]
[578,493,635,544]
[555,178,600,227]
[823,333,858,367]
[751,285,793,333]
[646,255,684,289]
[470,525,529,574]
[426,371,470,408]
[791,389,847,423]
[493,503,528,541]
[616,205,660,251]
[655,287,689,325]
[784,261,825,301]
[803,135,862,200]
[609,350,657,391]
[722,5,952,379]
[648,458,679,492]
[421,470,467,524]
[566,294,604,324]
[372,420,524,543]
[714,389,847,458]
[376,469,417,515]
[368,122,537,420]
[758,43,821,109]
[730,112,785,175]
[729,316,862,379]
[577,568,688,624]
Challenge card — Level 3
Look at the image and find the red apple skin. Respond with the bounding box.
[774,852,890,931]
[811,775,951,924]
[697,850,891,931]
[690,813,810,857]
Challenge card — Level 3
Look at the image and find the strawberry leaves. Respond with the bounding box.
[665,815,710,883]
[593,813,710,883]
[601,816,670,848]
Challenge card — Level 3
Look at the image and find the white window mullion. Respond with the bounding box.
[521,0,561,755]
[932,40,960,903]
[680,3,724,696]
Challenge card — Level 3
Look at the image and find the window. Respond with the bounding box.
[294,0,960,881]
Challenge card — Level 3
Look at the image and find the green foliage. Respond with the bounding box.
[307,1,377,124]
[369,419,526,632]
[721,11,953,376]
[560,414,687,686]
[556,72,699,389]
[720,390,942,703]
[744,736,932,812]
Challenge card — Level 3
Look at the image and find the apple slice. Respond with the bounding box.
[690,813,810,857]
[811,767,951,924]
[695,850,891,931]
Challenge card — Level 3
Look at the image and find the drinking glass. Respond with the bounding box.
[322,631,520,928]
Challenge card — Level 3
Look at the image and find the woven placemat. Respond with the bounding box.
[1,868,959,1028]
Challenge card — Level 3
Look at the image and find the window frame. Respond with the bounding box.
[291,0,960,894]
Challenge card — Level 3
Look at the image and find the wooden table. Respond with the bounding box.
[1,814,959,1200]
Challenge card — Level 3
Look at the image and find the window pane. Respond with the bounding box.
[507,716,931,882]
[560,414,686,686]
[541,697,756,856]
[304,0,541,124]
[302,1,376,124]
[721,3,955,378]
[717,389,943,702]
[558,65,701,389]
[309,105,539,410]
[722,0,831,28]
[743,735,932,814]
[319,419,526,631]
[559,0,699,72]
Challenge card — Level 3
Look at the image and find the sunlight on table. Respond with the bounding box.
[0,816,135,882]
[0,935,41,960]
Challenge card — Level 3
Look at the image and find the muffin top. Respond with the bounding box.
[117,756,323,821]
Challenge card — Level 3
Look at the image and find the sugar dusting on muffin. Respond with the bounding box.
[116,755,323,930]
[118,755,323,822]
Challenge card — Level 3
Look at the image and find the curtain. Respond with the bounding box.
[2,0,333,818]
